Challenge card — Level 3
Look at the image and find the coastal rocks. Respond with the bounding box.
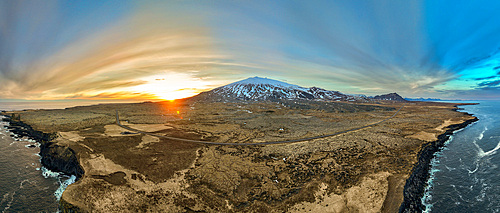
[2,115,84,179]
[3,118,54,142]
[398,115,478,213]
[40,142,84,179]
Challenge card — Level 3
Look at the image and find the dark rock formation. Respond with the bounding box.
[3,117,54,142]
[399,113,478,213]
[3,115,84,180]
[373,93,407,102]
[40,142,84,179]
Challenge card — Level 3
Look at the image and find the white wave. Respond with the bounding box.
[422,154,444,212]
[478,141,500,158]
[478,126,487,140]
[1,191,15,213]
[471,126,500,158]
[24,144,37,148]
[468,163,479,174]
[54,175,76,200]
[40,167,77,200]
[0,192,9,206]
[445,165,456,171]
[19,179,35,189]
[41,167,61,178]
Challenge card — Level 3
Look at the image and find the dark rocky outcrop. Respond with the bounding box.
[3,117,54,142]
[374,93,407,102]
[40,142,84,179]
[2,115,84,180]
[399,113,478,213]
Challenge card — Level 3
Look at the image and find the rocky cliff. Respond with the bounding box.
[3,116,84,179]
[398,113,478,212]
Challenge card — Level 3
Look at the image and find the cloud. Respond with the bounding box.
[0,1,236,100]
[2,1,500,100]
[65,91,160,100]
[206,0,463,97]
[474,75,499,81]
[477,80,500,88]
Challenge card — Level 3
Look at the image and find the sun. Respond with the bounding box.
[156,89,199,101]
[128,72,219,101]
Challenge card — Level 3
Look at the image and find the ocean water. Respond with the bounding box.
[0,101,127,111]
[423,101,500,212]
[0,117,75,212]
[0,101,129,212]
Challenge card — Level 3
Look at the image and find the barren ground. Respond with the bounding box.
[10,100,476,212]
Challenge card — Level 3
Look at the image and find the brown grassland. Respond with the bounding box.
[8,100,476,212]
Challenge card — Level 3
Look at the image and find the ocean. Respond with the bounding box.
[0,101,90,212]
[0,101,128,111]
[0,101,142,212]
[423,101,500,212]
[0,117,77,212]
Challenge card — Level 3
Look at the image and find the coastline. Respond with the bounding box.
[398,107,478,212]
[1,101,478,212]
[1,115,84,210]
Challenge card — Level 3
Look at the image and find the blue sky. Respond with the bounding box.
[1,0,499,100]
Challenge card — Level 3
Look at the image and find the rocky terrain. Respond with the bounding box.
[1,78,478,212]
[2,98,477,213]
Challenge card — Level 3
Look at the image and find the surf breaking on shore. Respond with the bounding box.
[1,115,83,210]
[399,108,479,213]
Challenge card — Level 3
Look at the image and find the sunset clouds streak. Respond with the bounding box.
[1,0,500,100]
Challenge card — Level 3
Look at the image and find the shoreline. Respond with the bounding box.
[1,102,478,212]
[1,115,84,210]
[398,107,478,212]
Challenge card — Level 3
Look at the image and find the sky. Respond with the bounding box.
[1,0,500,101]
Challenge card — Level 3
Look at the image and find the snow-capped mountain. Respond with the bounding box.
[190,77,367,102]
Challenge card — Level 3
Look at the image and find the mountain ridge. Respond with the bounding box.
[373,93,407,102]
[189,76,405,103]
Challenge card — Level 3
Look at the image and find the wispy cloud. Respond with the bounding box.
[2,0,500,100]
[0,1,232,100]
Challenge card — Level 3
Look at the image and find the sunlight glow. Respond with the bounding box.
[129,72,220,100]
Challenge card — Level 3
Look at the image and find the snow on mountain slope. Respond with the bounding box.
[191,77,367,102]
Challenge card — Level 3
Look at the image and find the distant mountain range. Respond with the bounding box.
[189,76,406,103]
[404,97,463,102]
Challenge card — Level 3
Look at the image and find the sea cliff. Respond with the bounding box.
[3,116,84,180]
[399,111,478,212]
[3,115,84,212]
